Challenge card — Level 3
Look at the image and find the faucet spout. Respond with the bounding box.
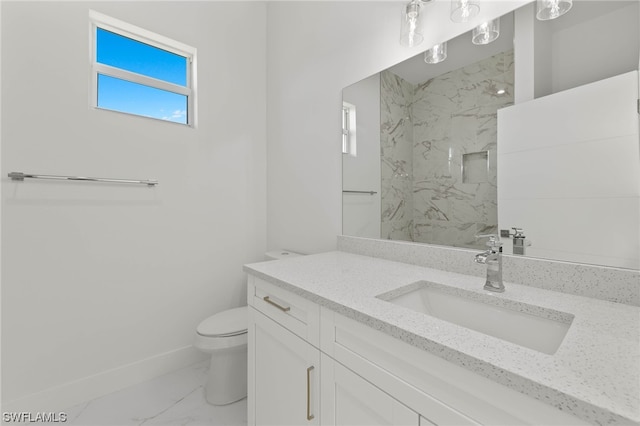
[474,235,505,293]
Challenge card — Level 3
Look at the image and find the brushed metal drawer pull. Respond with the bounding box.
[263,296,291,312]
[306,366,315,421]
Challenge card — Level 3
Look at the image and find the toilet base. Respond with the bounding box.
[204,343,248,405]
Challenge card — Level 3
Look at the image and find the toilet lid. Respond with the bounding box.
[197,306,248,337]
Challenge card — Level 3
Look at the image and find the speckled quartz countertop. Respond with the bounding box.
[244,251,640,425]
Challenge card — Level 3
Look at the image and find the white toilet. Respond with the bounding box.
[194,306,249,405]
[194,250,301,405]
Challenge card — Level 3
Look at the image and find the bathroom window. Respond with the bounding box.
[90,11,197,126]
[342,102,357,156]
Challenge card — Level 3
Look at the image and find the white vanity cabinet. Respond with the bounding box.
[249,308,320,425]
[248,276,429,426]
[320,354,420,426]
[248,276,321,425]
[247,275,589,426]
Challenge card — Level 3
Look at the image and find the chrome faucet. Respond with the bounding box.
[474,234,504,293]
[511,227,532,255]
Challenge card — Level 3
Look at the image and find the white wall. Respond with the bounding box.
[550,2,639,94]
[530,1,639,98]
[1,1,266,411]
[498,71,640,269]
[266,0,528,255]
[342,74,381,239]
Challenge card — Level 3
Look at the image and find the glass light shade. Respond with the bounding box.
[399,1,424,47]
[424,42,447,64]
[450,0,480,23]
[536,0,572,20]
[472,18,500,45]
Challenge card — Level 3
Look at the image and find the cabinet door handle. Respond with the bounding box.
[306,366,315,421]
[263,296,291,312]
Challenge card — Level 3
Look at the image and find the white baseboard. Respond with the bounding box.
[1,345,208,414]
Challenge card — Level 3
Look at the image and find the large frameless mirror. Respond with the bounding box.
[342,1,639,269]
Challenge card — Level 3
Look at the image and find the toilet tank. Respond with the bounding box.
[264,250,302,261]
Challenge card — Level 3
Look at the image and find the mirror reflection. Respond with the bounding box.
[342,1,639,269]
[343,14,515,250]
[381,21,514,250]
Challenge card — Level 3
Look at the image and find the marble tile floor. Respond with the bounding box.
[64,361,247,426]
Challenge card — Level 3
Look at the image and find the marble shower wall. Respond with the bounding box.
[380,50,514,248]
[380,70,415,241]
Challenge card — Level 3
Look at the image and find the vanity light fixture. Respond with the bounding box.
[536,0,572,20]
[424,42,447,64]
[472,18,500,45]
[450,0,480,23]
[400,0,426,47]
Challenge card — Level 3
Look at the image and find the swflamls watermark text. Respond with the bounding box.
[2,412,67,423]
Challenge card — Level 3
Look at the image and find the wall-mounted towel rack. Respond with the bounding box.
[8,172,158,186]
[342,190,377,195]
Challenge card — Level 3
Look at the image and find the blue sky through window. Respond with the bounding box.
[97,74,187,124]
[96,28,189,124]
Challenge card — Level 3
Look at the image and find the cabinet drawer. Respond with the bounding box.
[321,309,588,426]
[248,275,320,347]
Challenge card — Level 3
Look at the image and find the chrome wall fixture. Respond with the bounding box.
[8,172,158,186]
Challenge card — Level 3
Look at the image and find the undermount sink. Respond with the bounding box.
[377,281,573,355]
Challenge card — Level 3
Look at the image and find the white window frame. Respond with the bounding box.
[342,102,357,156]
[89,10,198,127]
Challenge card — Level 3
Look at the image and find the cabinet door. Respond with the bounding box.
[248,307,320,426]
[321,353,419,426]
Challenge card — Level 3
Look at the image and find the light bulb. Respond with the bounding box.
[536,0,572,20]
[472,18,500,45]
[450,0,480,23]
[400,1,424,47]
[424,42,447,64]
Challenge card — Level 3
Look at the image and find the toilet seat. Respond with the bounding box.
[194,306,248,352]
[197,306,247,337]
[194,330,247,351]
